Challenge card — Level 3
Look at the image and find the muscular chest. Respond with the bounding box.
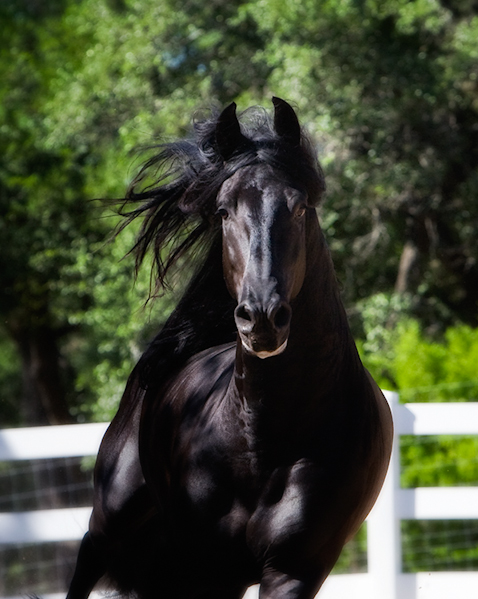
[177,426,322,551]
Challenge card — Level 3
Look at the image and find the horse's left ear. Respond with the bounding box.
[272,97,301,147]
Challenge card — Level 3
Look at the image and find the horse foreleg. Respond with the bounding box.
[66,532,105,599]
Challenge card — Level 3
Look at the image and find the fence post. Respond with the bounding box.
[366,390,401,599]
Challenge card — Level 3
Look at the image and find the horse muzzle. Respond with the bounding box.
[234,299,292,359]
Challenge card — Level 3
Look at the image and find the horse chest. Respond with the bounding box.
[180,434,318,554]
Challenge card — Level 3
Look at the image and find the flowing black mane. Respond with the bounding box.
[122,103,325,388]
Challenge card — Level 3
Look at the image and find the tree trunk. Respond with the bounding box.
[10,325,74,426]
[395,241,419,295]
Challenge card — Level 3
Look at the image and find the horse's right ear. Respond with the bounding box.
[215,102,249,161]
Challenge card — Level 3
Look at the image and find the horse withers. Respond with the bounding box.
[66,97,393,599]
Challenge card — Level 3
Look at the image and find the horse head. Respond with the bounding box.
[215,98,311,359]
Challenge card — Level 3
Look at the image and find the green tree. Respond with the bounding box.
[0,1,98,423]
[356,293,478,402]
[0,0,144,424]
[2,0,478,427]
[238,0,478,326]
[0,0,270,424]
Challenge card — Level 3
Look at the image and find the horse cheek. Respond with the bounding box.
[223,231,247,300]
[287,237,307,300]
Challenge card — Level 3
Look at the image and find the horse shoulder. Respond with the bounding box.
[365,368,394,448]
[143,342,238,488]
[90,370,149,536]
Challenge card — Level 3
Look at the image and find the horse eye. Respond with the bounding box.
[216,208,229,220]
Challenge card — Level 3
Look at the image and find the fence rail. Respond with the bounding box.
[1,394,478,598]
[363,392,478,599]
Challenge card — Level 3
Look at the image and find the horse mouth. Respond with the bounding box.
[240,335,288,359]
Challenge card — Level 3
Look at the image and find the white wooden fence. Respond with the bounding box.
[1,392,478,599]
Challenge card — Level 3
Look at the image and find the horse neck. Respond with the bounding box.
[233,212,364,411]
[292,214,356,368]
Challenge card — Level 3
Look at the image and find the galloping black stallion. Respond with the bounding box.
[67,98,393,599]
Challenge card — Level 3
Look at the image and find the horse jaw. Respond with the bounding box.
[240,338,288,359]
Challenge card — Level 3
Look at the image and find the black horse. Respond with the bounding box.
[67,98,393,599]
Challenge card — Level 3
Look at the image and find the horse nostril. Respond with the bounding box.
[236,300,291,341]
[235,304,255,333]
[272,303,291,331]
[235,304,253,322]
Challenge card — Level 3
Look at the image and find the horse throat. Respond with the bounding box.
[233,219,359,415]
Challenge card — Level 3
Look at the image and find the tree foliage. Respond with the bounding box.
[239,0,478,325]
[356,292,478,402]
[1,0,478,428]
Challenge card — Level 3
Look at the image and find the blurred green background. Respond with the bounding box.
[1,0,478,424]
